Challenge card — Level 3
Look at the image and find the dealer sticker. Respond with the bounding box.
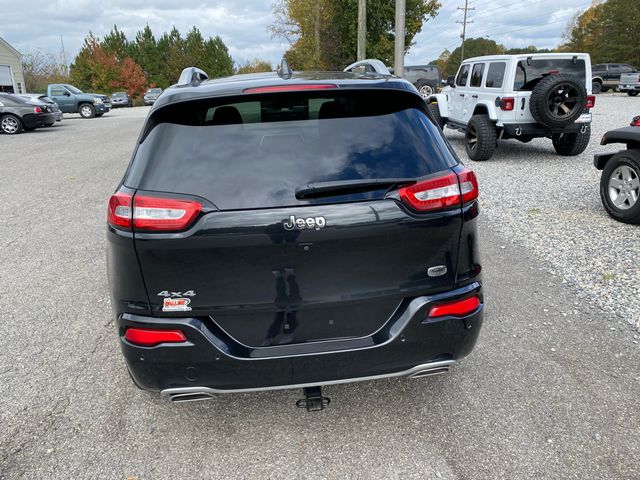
[162,298,192,312]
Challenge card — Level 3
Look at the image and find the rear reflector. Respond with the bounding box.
[397,167,478,212]
[586,95,595,109]
[124,328,187,347]
[428,296,481,318]
[243,84,337,94]
[107,192,202,232]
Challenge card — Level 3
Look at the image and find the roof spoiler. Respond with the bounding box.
[177,67,209,86]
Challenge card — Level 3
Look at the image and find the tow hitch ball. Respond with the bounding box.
[296,386,330,412]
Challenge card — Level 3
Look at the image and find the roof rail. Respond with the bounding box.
[277,58,292,79]
[343,59,391,76]
[177,67,209,86]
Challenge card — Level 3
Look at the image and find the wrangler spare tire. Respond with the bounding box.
[529,73,587,128]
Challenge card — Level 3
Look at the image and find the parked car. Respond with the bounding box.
[343,59,391,75]
[143,88,163,105]
[107,63,483,409]
[428,53,595,161]
[0,93,57,134]
[111,92,133,108]
[592,63,637,93]
[18,94,63,123]
[618,72,640,96]
[403,65,442,98]
[47,84,111,118]
[594,119,640,224]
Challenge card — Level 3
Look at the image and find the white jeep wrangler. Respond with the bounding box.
[428,53,595,161]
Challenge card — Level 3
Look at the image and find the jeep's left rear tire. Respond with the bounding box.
[465,114,497,161]
[552,125,591,156]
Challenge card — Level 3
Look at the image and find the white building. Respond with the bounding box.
[0,37,25,94]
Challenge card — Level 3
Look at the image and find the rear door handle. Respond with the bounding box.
[459,94,465,97]
[471,95,478,99]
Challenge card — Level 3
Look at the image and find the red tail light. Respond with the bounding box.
[586,95,595,109]
[499,97,514,111]
[124,328,187,347]
[397,167,478,212]
[243,84,337,94]
[34,106,43,113]
[107,192,202,232]
[107,191,133,229]
[428,296,481,318]
[631,116,640,127]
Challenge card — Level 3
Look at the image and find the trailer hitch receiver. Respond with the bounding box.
[296,386,330,412]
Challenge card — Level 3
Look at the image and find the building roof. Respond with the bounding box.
[0,37,22,58]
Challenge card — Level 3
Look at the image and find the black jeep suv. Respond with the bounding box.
[107,65,483,407]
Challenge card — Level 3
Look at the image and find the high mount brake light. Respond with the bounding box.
[107,192,202,232]
[124,328,187,347]
[428,296,481,318]
[397,168,478,212]
[243,84,337,94]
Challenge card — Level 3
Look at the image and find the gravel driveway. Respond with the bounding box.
[446,93,640,334]
[0,99,639,479]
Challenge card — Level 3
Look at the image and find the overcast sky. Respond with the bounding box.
[0,0,593,67]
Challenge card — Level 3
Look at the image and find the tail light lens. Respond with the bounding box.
[107,191,133,229]
[428,296,481,318]
[124,328,187,347]
[631,115,640,127]
[586,95,595,109]
[107,192,202,232]
[398,168,478,212]
[34,106,43,113]
[499,97,515,111]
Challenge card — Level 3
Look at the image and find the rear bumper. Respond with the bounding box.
[619,85,640,91]
[118,282,483,394]
[22,113,57,129]
[501,117,590,138]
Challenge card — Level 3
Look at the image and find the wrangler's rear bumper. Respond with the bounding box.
[118,282,483,393]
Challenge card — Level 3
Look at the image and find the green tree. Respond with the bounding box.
[236,59,273,74]
[102,25,129,62]
[559,0,640,66]
[444,37,505,76]
[271,0,440,70]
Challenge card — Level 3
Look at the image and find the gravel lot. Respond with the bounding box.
[446,92,640,333]
[1,99,639,479]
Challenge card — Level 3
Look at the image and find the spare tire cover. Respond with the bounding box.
[529,73,587,128]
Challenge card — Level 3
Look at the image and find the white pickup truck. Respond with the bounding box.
[428,53,595,161]
[618,72,640,96]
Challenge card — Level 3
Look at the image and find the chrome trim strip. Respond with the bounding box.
[161,360,456,400]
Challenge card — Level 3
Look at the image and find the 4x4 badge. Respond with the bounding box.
[157,290,196,298]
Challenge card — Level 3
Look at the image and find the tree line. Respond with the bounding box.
[270,0,441,70]
[23,25,274,96]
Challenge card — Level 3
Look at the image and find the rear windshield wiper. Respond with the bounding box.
[295,178,416,200]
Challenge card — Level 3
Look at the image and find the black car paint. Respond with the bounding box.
[107,72,483,397]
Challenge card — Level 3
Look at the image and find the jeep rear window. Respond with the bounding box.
[514,59,586,91]
[126,90,456,210]
[485,62,506,88]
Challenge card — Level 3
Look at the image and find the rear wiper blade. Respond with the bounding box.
[295,178,415,200]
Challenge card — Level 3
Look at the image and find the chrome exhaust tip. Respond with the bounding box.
[407,366,450,379]
[168,391,217,403]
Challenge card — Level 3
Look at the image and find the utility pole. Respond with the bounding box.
[394,0,406,77]
[314,2,321,68]
[457,0,474,63]
[357,0,367,61]
[60,35,68,76]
